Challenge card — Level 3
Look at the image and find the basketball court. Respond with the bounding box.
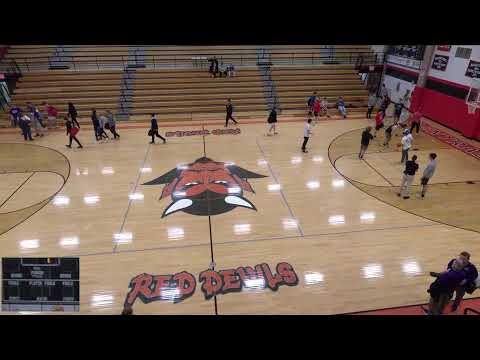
[1,114,479,314]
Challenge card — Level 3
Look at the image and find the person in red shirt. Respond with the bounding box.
[43,102,59,129]
[410,109,422,134]
[373,110,385,138]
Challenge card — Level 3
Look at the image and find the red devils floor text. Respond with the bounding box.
[125,262,298,306]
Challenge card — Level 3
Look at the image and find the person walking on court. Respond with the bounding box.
[410,109,422,134]
[336,96,347,118]
[68,102,80,128]
[149,114,166,144]
[359,126,373,159]
[430,252,478,312]
[419,153,437,198]
[18,114,33,141]
[106,110,120,139]
[65,116,83,149]
[266,107,278,136]
[301,118,313,153]
[225,99,237,127]
[426,257,467,315]
[397,154,418,199]
[393,101,403,123]
[9,104,22,128]
[97,114,110,141]
[383,122,397,148]
[400,129,413,164]
[366,93,377,119]
[373,110,385,138]
[27,102,45,137]
[91,109,100,141]
[44,102,59,129]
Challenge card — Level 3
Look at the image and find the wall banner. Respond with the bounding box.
[465,60,480,79]
[431,54,449,71]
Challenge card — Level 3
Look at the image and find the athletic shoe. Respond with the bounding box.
[403,196,410,199]
[150,141,154,144]
[397,193,401,197]
[421,194,425,198]
[163,140,166,144]
[78,145,83,149]
[66,145,71,148]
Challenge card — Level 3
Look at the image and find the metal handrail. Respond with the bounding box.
[1,51,385,72]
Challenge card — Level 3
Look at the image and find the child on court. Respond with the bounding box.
[359,126,374,159]
[301,118,313,153]
[312,97,321,122]
[266,107,278,136]
[320,97,330,118]
[383,122,398,147]
[336,96,347,118]
[373,110,385,138]
[398,154,419,199]
[420,153,437,198]
[410,109,423,134]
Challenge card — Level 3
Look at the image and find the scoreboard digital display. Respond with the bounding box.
[2,257,79,312]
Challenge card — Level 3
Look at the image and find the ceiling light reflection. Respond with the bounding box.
[362,264,384,279]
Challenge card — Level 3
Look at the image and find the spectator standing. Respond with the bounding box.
[397,154,418,199]
[301,118,313,153]
[18,114,33,141]
[65,116,83,149]
[366,93,377,119]
[266,107,278,136]
[9,104,22,128]
[225,99,238,127]
[419,153,437,198]
[149,114,166,144]
[427,257,467,315]
[358,126,374,159]
[336,96,347,118]
[448,252,478,312]
[68,102,80,128]
[400,129,413,164]
[106,110,120,139]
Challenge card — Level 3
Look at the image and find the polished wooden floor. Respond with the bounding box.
[0,116,479,314]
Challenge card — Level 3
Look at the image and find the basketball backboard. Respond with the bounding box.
[466,78,480,114]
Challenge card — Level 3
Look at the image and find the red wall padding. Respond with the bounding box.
[411,86,480,140]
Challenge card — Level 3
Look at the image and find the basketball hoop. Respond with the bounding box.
[466,79,480,115]
[467,102,478,115]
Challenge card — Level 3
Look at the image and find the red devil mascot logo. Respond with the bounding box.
[142,157,267,217]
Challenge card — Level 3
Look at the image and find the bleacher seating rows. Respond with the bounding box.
[0,46,375,126]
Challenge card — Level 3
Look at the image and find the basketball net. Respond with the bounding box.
[467,102,478,115]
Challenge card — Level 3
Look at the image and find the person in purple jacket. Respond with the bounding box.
[426,257,468,315]
[9,105,22,128]
[431,252,478,312]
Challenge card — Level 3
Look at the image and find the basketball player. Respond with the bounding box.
[307,91,318,116]
[383,122,397,147]
[301,118,313,153]
[410,109,423,134]
[419,153,437,198]
[65,116,83,149]
[366,93,377,119]
[225,99,238,127]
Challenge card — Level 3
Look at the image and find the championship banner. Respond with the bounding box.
[431,54,449,71]
[465,60,480,78]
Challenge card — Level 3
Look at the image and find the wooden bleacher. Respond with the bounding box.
[271,64,370,116]
[0,69,122,126]
[130,67,267,121]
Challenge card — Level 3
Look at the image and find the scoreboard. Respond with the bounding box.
[2,257,79,312]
